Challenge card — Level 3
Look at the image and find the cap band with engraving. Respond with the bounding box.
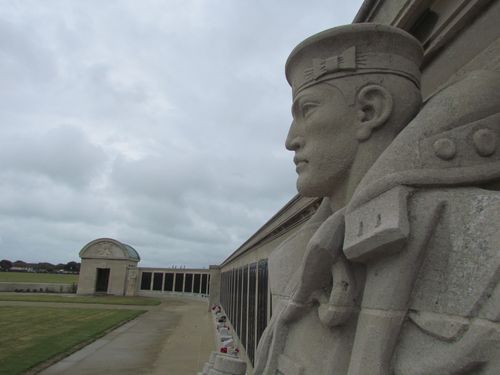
[286,23,423,95]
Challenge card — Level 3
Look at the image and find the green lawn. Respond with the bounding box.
[0,293,162,305]
[0,306,145,374]
[0,272,78,284]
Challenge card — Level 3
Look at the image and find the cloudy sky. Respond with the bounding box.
[0,0,362,267]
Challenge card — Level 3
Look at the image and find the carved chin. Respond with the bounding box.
[296,177,310,196]
[297,176,327,198]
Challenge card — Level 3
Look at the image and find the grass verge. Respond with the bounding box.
[0,272,78,284]
[0,294,162,306]
[0,306,145,375]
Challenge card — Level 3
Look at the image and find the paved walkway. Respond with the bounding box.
[25,296,215,375]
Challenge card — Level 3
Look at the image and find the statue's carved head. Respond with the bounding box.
[285,24,423,197]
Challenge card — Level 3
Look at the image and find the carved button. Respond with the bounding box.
[473,128,496,157]
[433,138,456,160]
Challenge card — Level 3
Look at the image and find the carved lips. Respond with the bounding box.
[293,156,308,172]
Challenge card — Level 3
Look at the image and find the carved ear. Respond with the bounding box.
[355,84,393,141]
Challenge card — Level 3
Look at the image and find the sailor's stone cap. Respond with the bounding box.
[286,23,423,95]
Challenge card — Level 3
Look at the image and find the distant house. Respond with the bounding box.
[10,261,34,272]
[10,267,34,272]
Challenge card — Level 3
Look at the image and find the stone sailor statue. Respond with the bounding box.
[254,23,500,375]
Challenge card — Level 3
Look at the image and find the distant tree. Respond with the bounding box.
[64,261,80,273]
[13,260,27,267]
[54,263,66,273]
[36,262,55,272]
[0,259,12,271]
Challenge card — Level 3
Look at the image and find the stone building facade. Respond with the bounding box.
[77,238,210,298]
[77,238,140,296]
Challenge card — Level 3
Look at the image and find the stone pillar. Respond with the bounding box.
[208,265,221,311]
[125,266,138,296]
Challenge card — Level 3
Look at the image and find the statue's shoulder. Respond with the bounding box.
[343,70,500,323]
[392,187,500,374]
[344,70,500,263]
[349,70,500,212]
[410,187,500,321]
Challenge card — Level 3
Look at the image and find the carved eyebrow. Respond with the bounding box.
[292,94,313,115]
[292,94,317,116]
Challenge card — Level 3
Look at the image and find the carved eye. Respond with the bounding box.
[301,102,318,118]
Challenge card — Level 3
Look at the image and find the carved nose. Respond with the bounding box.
[285,121,303,151]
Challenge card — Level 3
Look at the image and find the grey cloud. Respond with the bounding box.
[0,125,107,188]
[0,18,57,86]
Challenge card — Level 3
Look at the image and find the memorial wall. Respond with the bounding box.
[137,267,210,297]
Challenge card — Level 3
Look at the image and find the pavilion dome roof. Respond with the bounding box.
[79,238,140,262]
[122,243,140,261]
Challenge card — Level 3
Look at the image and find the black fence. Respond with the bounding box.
[220,259,269,366]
